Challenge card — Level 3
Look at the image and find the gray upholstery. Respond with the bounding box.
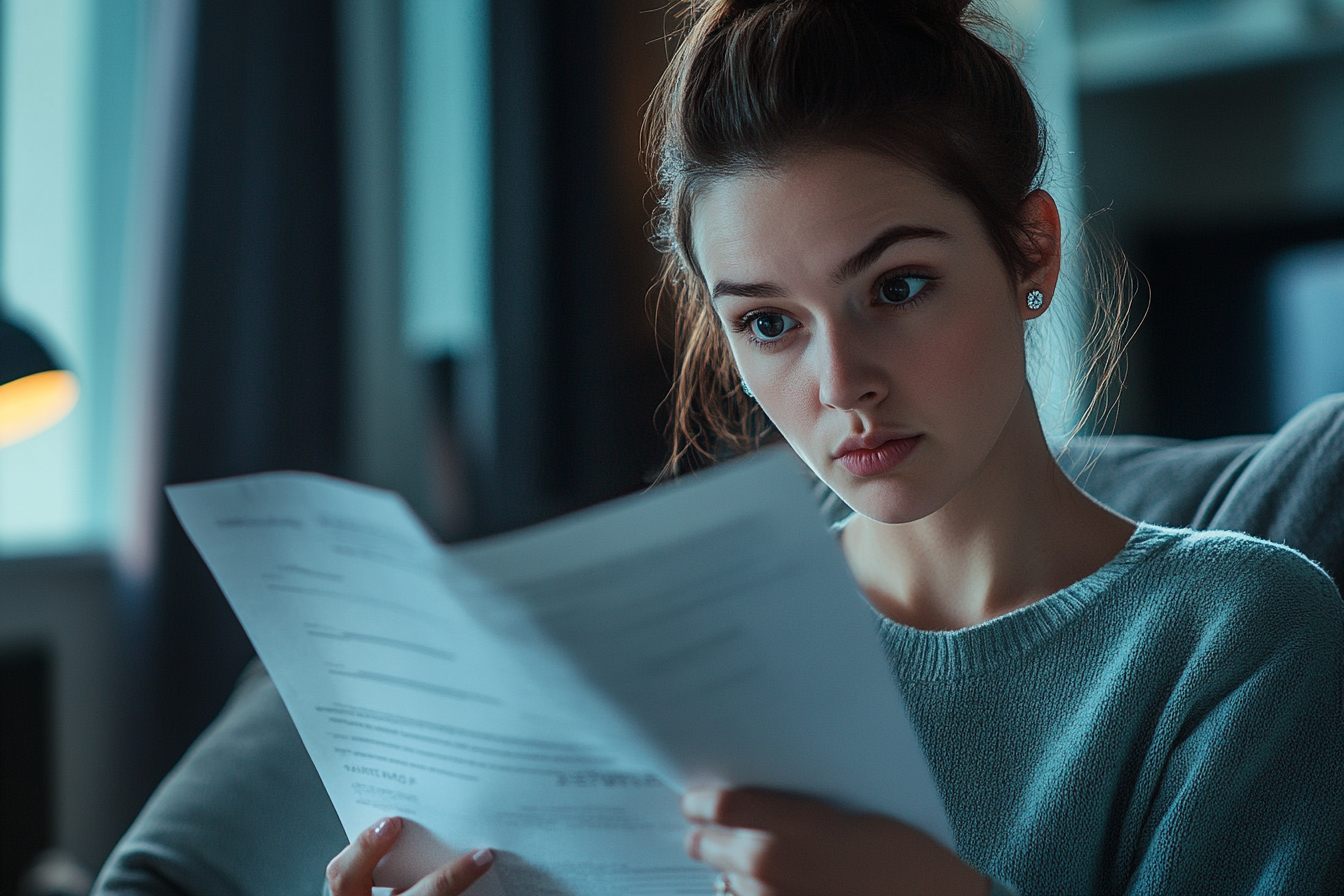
[92,394,1344,896]
[1060,434,1266,529]
[1063,392,1344,588]
[90,662,346,896]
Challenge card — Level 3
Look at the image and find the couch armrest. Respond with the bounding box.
[91,660,345,896]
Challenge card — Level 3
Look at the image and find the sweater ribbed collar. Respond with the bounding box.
[877,523,1174,681]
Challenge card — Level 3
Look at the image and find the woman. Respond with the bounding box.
[328,1,1344,893]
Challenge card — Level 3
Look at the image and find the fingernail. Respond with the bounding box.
[471,848,494,867]
[682,788,715,821]
[373,816,400,837]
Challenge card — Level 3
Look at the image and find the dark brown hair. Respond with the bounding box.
[647,0,1129,474]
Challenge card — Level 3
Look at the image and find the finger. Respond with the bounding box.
[682,788,837,835]
[402,849,495,896]
[689,823,797,884]
[718,873,771,896]
[327,817,403,896]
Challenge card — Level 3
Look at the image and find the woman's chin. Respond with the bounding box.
[848,506,929,527]
[833,482,943,527]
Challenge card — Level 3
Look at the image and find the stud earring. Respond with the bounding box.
[741,379,755,400]
[1026,289,1045,311]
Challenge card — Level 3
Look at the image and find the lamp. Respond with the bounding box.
[0,317,79,448]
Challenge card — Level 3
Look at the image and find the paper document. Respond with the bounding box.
[168,448,951,895]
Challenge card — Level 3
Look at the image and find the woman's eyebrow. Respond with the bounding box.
[710,281,787,304]
[831,225,950,283]
[709,225,949,304]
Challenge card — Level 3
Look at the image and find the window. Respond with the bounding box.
[402,0,490,360]
[0,0,190,567]
[1269,241,1344,426]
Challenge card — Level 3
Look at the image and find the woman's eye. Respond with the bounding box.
[747,312,798,341]
[877,275,931,305]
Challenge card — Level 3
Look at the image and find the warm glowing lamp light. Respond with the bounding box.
[0,318,79,448]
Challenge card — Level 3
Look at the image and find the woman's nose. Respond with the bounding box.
[815,322,886,410]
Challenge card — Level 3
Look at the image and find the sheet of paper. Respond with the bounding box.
[446,450,951,835]
[168,474,705,895]
[167,448,951,895]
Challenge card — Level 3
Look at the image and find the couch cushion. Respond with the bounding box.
[1066,393,1344,588]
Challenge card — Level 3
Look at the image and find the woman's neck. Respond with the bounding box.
[840,394,1136,632]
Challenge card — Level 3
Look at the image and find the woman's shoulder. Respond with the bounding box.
[1115,522,1342,655]
[1131,523,1338,597]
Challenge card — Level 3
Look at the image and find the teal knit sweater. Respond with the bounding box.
[879,523,1344,895]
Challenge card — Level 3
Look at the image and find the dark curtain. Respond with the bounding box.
[481,0,667,535]
[142,0,671,794]
[151,0,345,772]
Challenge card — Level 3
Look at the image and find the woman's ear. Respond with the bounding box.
[1017,189,1062,320]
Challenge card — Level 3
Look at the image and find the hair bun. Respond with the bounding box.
[701,0,973,31]
[908,0,973,27]
[853,0,973,32]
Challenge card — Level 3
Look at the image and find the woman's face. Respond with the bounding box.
[691,149,1047,524]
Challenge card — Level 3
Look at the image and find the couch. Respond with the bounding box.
[91,394,1344,896]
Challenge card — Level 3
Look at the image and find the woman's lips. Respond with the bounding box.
[836,436,921,477]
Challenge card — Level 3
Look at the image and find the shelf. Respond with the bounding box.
[1076,0,1344,92]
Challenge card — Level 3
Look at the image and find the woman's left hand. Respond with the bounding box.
[682,787,989,896]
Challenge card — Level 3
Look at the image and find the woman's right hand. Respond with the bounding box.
[326,817,495,896]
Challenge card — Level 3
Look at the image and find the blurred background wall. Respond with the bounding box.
[0,0,1341,890]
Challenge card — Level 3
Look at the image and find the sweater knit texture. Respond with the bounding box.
[880,523,1344,895]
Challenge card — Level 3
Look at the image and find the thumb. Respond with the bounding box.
[401,848,495,895]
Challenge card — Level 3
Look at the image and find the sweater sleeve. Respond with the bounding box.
[1124,562,1344,896]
